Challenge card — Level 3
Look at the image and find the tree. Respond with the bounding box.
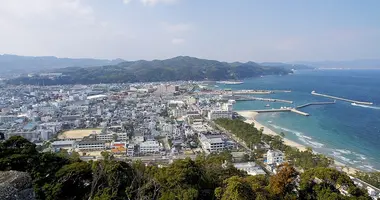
[269,163,298,197]
[70,151,81,162]
[241,154,250,162]
[299,167,370,199]
[215,176,255,200]
[100,151,113,160]
[43,162,92,200]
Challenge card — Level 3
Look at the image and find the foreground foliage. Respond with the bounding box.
[0,136,370,200]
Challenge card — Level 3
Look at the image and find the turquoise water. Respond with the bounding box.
[221,69,380,171]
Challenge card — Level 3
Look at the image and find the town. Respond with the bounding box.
[0,81,282,173]
[0,81,379,199]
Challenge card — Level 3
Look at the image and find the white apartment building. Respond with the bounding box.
[6,132,39,141]
[199,133,225,153]
[117,133,128,140]
[172,108,185,118]
[233,162,266,176]
[207,110,232,120]
[51,140,76,149]
[0,115,18,123]
[162,123,173,133]
[77,140,106,151]
[127,144,135,157]
[96,133,128,141]
[266,150,284,165]
[40,130,53,140]
[139,140,160,154]
[96,134,113,141]
[222,103,233,112]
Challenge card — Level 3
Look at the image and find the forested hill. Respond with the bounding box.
[0,54,124,75]
[0,136,372,200]
[6,56,292,85]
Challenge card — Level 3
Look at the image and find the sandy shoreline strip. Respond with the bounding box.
[237,111,307,152]
[236,110,360,174]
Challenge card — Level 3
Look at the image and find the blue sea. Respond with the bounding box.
[220,69,380,172]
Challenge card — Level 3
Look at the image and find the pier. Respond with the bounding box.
[311,91,373,105]
[251,108,310,116]
[296,101,336,109]
[232,95,293,104]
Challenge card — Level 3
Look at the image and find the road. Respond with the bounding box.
[208,120,252,153]
[349,176,380,193]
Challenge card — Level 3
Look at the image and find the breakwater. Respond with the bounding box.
[311,91,373,105]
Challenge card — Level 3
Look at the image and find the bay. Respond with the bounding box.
[221,69,380,171]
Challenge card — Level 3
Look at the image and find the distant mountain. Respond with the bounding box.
[6,56,292,85]
[0,54,125,75]
[294,59,380,69]
[260,62,314,70]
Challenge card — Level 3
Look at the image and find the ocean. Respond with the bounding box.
[219,69,380,172]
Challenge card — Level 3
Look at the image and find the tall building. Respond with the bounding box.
[155,84,179,94]
[77,140,106,151]
[199,133,225,153]
[139,140,160,154]
[208,110,232,120]
[266,150,284,165]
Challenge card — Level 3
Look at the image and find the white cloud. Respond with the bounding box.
[0,0,137,58]
[140,0,178,6]
[123,0,132,4]
[0,0,94,20]
[171,38,185,45]
[163,22,192,33]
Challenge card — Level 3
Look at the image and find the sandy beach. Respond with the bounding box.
[237,111,307,151]
[236,110,360,174]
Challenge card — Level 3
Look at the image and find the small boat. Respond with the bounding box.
[265,104,270,107]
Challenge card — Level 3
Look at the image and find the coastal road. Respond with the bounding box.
[208,120,252,153]
[207,119,273,175]
[349,176,380,193]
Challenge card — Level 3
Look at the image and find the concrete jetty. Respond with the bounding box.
[296,101,336,109]
[311,91,373,105]
[233,95,293,104]
[290,109,310,116]
[252,108,309,116]
[246,100,337,117]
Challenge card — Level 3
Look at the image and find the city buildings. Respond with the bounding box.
[266,150,284,165]
[199,133,226,153]
[139,140,160,154]
[77,140,106,151]
[233,162,266,176]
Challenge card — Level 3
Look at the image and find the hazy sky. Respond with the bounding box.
[0,0,379,62]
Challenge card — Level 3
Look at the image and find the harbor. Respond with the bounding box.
[311,91,373,105]
[296,101,336,109]
[249,108,310,116]
[232,95,293,104]
[242,101,338,117]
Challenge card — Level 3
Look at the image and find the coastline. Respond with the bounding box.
[237,111,307,152]
[236,110,359,174]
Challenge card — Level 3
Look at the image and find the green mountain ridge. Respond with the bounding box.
[0,54,124,75]
[7,56,293,85]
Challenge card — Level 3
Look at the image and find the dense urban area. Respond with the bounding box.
[0,79,380,200]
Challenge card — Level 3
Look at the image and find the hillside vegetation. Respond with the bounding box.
[7,56,291,85]
[0,135,371,200]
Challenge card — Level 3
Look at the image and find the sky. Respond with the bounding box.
[0,0,379,62]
